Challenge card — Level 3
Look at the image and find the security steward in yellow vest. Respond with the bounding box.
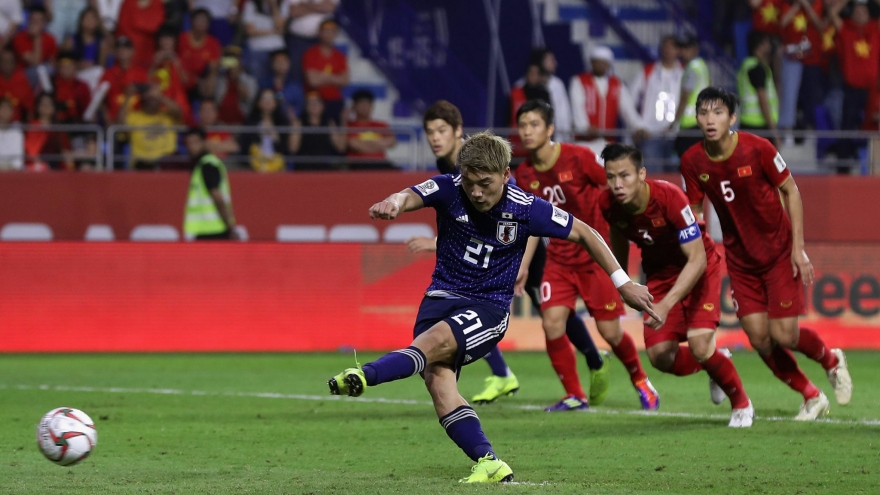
[737,30,779,147]
[183,127,238,240]
[671,34,710,158]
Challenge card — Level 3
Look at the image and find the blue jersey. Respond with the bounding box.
[409,174,574,310]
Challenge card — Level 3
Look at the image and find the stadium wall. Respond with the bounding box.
[0,241,877,353]
[0,173,878,242]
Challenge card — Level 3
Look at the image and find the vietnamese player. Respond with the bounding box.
[514,99,659,411]
[680,87,853,421]
[600,142,753,427]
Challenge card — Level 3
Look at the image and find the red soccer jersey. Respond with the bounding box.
[680,132,792,271]
[837,20,880,89]
[346,120,390,159]
[100,64,149,121]
[0,69,35,121]
[177,33,221,90]
[752,0,782,36]
[12,31,58,67]
[116,0,166,70]
[513,142,609,268]
[780,0,824,64]
[599,179,719,279]
[302,45,347,101]
[53,77,91,122]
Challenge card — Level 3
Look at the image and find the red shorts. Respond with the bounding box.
[642,266,721,348]
[727,254,805,319]
[539,262,625,320]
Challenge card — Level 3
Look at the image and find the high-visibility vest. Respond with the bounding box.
[737,56,779,128]
[184,154,233,237]
[680,57,710,129]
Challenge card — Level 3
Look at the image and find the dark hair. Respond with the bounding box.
[184,126,207,140]
[528,47,552,68]
[351,89,375,103]
[746,30,769,55]
[516,99,554,126]
[600,142,643,170]
[191,8,212,23]
[659,34,677,48]
[423,100,463,130]
[155,25,177,44]
[28,5,48,16]
[695,86,739,115]
[0,97,13,109]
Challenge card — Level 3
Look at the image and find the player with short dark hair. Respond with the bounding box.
[328,131,659,483]
[680,87,853,421]
[514,99,659,411]
[600,142,753,427]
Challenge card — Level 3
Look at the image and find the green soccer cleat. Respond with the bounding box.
[589,350,611,406]
[471,374,520,404]
[459,454,514,483]
[328,353,368,397]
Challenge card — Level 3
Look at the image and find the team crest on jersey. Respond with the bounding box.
[699,173,710,182]
[651,218,666,227]
[737,166,753,178]
[703,303,715,311]
[530,180,540,190]
[558,171,573,183]
[496,221,518,245]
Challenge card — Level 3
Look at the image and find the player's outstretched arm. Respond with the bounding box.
[778,176,814,285]
[567,218,661,322]
[369,189,425,220]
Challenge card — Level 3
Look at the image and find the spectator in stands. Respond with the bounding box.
[671,34,710,158]
[96,0,124,33]
[346,88,396,170]
[778,0,825,145]
[510,62,550,127]
[99,36,148,124]
[630,34,683,170]
[526,48,573,141]
[243,0,288,88]
[25,93,74,171]
[119,82,182,170]
[828,0,880,171]
[737,30,780,145]
[240,87,293,172]
[197,99,240,160]
[570,45,645,156]
[0,48,35,122]
[302,19,348,121]
[47,0,89,44]
[52,52,91,123]
[214,45,258,125]
[152,27,192,124]
[191,0,239,46]
[291,90,345,170]
[284,0,338,83]
[13,6,58,84]
[178,8,221,101]
[0,0,22,48]
[0,97,23,170]
[749,0,784,87]
[262,49,304,121]
[116,0,165,70]
[64,7,109,74]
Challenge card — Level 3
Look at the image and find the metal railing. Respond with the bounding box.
[0,123,104,170]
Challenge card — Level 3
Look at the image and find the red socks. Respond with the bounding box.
[760,346,820,401]
[611,333,648,383]
[702,350,750,409]
[796,327,839,371]
[545,335,586,400]
[668,346,703,377]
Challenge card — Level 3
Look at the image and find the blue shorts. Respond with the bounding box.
[413,296,511,371]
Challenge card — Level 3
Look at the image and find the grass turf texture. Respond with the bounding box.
[1,351,878,494]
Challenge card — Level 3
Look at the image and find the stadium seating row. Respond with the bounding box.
[0,222,435,243]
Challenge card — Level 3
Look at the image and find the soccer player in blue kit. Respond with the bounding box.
[328,132,659,483]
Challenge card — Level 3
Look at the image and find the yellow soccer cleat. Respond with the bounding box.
[459,454,514,483]
[471,374,520,404]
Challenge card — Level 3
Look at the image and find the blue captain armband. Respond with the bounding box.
[678,223,701,244]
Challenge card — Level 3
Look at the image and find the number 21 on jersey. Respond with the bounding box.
[463,238,494,268]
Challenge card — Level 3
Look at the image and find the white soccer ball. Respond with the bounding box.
[36,407,98,466]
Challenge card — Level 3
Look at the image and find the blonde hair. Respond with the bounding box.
[457,131,512,176]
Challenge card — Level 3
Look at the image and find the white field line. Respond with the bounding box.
[4,383,879,427]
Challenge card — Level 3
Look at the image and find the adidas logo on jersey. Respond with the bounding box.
[456,215,469,223]
[464,354,473,363]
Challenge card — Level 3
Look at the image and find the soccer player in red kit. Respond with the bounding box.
[680,87,853,421]
[600,143,753,427]
[514,99,659,411]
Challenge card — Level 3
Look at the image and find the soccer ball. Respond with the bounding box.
[36,407,98,466]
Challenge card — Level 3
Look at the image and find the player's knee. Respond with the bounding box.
[541,316,566,339]
[771,331,798,349]
[646,345,675,372]
[597,321,622,345]
[746,333,772,354]
[768,319,800,349]
[687,331,715,362]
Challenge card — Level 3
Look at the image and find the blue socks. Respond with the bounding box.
[440,406,495,462]
[482,347,510,377]
[565,314,605,371]
[362,346,426,386]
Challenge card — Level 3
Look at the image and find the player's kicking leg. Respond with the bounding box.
[472,347,520,404]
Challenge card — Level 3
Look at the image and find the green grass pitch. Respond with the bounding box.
[1,351,878,494]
